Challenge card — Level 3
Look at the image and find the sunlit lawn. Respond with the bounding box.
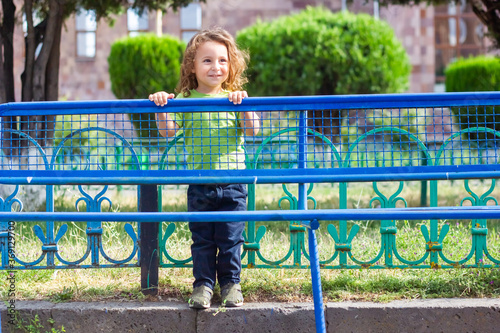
[1,180,500,303]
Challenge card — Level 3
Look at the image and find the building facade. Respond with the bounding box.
[10,0,492,101]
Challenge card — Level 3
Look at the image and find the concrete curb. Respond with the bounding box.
[1,298,500,333]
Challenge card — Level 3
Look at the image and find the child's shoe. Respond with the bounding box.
[221,283,243,307]
[188,285,213,309]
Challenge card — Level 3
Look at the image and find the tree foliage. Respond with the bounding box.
[237,7,411,97]
[237,7,411,141]
[377,0,500,49]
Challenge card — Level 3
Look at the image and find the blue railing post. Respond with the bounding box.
[420,149,428,207]
[139,185,159,295]
[304,219,326,333]
[87,221,102,266]
[0,221,11,268]
[298,110,326,333]
[298,111,307,207]
[297,110,308,266]
[45,185,56,267]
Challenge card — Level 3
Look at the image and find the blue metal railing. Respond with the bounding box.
[2,92,500,333]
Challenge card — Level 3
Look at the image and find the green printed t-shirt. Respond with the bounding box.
[173,90,246,170]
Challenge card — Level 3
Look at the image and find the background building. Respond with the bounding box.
[11,0,493,101]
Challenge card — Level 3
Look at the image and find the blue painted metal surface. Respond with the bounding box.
[2,206,500,223]
[307,220,326,333]
[1,92,500,116]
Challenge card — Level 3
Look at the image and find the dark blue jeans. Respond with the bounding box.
[187,184,247,289]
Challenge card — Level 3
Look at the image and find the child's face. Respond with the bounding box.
[192,41,229,94]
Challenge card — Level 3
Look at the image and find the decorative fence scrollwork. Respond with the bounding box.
[1,93,500,270]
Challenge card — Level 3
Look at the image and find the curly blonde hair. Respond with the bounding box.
[176,27,249,97]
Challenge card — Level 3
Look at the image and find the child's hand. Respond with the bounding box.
[228,91,248,105]
[149,91,175,107]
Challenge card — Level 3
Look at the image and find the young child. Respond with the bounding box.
[149,27,260,309]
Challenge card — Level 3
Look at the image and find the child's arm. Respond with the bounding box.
[229,91,260,136]
[149,91,179,137]
[241,111,260,136]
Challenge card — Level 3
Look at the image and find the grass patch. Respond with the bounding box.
[3,265,500,304]
[1,180,500,304]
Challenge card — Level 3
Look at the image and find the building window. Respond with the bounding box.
[128,7,149,37]
[434,0,485,82]
[76,10,96,58]
[180,2,201,43]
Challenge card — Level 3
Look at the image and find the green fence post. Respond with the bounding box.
[246,183,257,267]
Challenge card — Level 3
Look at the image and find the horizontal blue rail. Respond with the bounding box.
[2,165,500,185]
[2,206,500,222]
[1,92,500,116]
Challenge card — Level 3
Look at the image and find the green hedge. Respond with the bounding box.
[445,56,500,142]
[236,7,411,96]
[108,34,185,138]
[445,56,500,92]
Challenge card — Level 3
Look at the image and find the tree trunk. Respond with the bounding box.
[19,0,36,155]
[0,21,7,157]
[22,0,35,103]
[32,0,58,102]
[471,0,500,49]
[0,24,5,104]
[19,18,48,151]
[1,0,15,102]
[30,0,60,149]
[43,1,64,148]
[1,0,16,156]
